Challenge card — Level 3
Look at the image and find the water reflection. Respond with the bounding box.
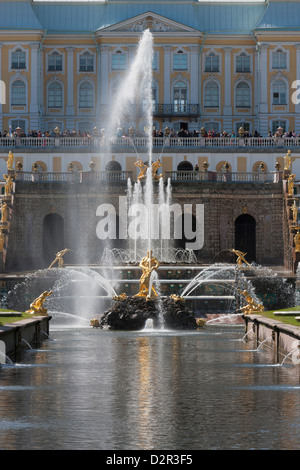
[0,326,300,450]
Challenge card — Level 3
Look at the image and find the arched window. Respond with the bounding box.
[79,82,93,108]
[11,80,26,105]
[112,51,126,70]
[273,49,287,69]
[236,82,250,107]
[79,51,94,72]
[11,48,26,69]
[106,161,122,171]
[173,50,187,70]
[48,81,63,108]
[173,81,187,113]
[236,53,250,73]
[177,161,193,171]
[205,81,219,107]
[48,52,62,72]
[272,79,287,105]
[205,52,219,72]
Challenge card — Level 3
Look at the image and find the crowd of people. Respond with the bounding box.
[0,127,299,140]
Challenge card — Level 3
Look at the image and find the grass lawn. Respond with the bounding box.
[260,306,300,327]
[0,309,32,325]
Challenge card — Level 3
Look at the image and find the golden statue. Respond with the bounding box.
[3,174,14,196]
[7,151,14,171]
[151,158,162,180]
[239,290,264,315]
[0,202,8,224]
[112,293,127,301]
[0,229,4,251]
[294,230,300,252]
[231,249,251,267]
[284,150,292,171]
[26,290,53,315]
[48,248,70,268]
[288,173,296,196]
[134,158,149,182]
[90,318,100,328]
[292,200,298,224]
[134,250,160,300]
[170,294,184,302]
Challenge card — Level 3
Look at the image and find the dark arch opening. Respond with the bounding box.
[105,160,122,171]
[42,213,65,266]
[177,161,193,171]
[235,214,256,262]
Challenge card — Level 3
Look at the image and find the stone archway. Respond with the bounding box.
[234,214,256,262]
[177,161,193,171]
[42,212,64,265]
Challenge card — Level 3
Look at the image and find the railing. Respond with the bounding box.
[1,136,300,149]
[165,170,282,183]
[13,170,281,184]
[15,170,133,183]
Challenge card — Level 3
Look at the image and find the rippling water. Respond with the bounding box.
[0,324,300,450]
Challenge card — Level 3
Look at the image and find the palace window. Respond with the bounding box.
[79,82,94,108]
[272,120,287,134]
[48,82,63,108]
[173,81,187,112]
[204,81,219,107]
[11,49,26,69]
[236,53,250,73]
[112,51,126,70]
[11,80,26,105]
[236,82,250,107]
[205,53,219,72]
[10,120,26,133]
[272,49,287,69]
[48,52,62,72]
[79,51,94,72]
[272,79,287,105]
[173,51,187,70]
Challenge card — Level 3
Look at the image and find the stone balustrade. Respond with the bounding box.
[0,136,299,150]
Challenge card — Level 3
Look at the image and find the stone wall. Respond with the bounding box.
[6,180,285,271]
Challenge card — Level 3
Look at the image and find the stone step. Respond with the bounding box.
[0,312,22,317]
[295,317,300,322]
[273,311,300,316]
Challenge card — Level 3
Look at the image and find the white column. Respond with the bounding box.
[163,46,172,104]
[223,47,232,133]
[294,45,300,134]
[190,46,199,104]
[258,44,269,135]
[0,43,3,132]
[100,46,109,105]
[66,47,75,116]
[30,43,40,129]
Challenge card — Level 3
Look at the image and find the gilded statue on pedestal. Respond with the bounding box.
[292,200,298,225]
[134,250,159,299]
[0,229,4,251]
[284,149,292,171]
[288,173,296,196]
[134,158,149,182]
[3,174,14,196]
[239,290,264,315]
[0,202,8,224]
[151,158,162,180]
[294,230,300,252]
[7,151,14,171]
[26,290,53,315]
[231,249,251,267]
[48,248,70,268]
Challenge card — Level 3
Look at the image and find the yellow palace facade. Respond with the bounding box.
[1,0,300,177]
[1,0,300,136]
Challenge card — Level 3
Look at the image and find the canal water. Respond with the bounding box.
[0,324,300,450]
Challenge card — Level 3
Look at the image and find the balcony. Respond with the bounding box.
[0,136,299,150]
[153,104,200,117]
